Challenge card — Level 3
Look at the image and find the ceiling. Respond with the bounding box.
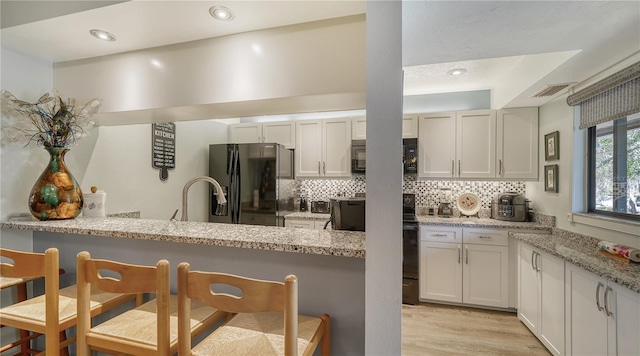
[1,0,639,113]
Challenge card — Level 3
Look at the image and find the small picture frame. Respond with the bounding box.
[544,131,559,161]
[544,164,559,193]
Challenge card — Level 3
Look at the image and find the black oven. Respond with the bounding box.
[351,140,366,174]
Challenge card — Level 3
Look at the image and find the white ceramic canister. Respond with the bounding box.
[83,186,106,218]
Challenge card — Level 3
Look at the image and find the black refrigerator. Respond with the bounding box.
[208,143,294,226]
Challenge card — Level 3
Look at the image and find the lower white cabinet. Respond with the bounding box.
[284,219,329,230]
[565,263,640,356]
[518,242,565,355]
[419,226,509,308]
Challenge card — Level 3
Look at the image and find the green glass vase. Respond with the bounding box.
[28,147,83,220]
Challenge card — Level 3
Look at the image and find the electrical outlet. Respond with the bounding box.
[566,213,573,223]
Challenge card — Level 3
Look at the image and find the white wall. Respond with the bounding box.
[80,120,228,221]
[529,94,639,246]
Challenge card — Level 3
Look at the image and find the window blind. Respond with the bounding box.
[566,61,640,129]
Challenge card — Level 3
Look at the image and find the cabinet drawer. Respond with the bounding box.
[285,220,314,229]
[420,226,462,243]
[463,228,508,246]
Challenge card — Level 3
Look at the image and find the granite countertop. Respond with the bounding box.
[511,231,640,293]
[416,215,552,231]
[284,212,331,221]
[1,218,365,258]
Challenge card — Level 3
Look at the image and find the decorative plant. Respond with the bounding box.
[1,90,102,148]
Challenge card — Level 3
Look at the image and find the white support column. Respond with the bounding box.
[365,1,403,354]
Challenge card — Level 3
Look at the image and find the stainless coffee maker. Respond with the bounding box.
[330,198,365,231]
[437,188,453,217]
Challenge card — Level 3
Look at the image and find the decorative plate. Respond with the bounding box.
[456,192,482,216]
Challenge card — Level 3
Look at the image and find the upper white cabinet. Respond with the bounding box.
[565,263,640,356]
[518,242,565,355]
[497,107,539,179]
[295,118,351,178]
[350,115,418,140]
[402,115,419,138]
[418,112,457,178]
[418,108,538,179]
[229,121,295,149]
[419,226,509,308]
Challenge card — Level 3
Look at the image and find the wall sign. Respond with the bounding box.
[152,123,176,181]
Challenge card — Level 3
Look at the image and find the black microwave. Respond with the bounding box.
[351,138,418,175]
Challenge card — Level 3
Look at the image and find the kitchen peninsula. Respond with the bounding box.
[1,218,366,355]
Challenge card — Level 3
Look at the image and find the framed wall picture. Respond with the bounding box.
[544,164,559,193]
[544,131,559,161]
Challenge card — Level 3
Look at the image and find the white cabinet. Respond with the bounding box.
[565,263,640,356]
[350,115,418,140]
[229,121,295,149]
[497,107,539,179]
[418,112,456,178]
[351,116,367,140]
[518,242,565,355]
[418,108,538,179]
[295,119,351,178]
[284,219,329,230]
[419,226,509,308]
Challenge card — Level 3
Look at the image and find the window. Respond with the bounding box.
[588,112,640,220]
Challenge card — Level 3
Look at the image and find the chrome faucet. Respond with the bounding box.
[181,176,226,221]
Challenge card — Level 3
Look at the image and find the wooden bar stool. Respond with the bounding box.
[177,263,331,356]
[76,251,227,355]
[0,248,139,356]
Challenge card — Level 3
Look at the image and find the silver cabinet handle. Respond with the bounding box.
[499,159,503,176]
[458,245,461,264]
[323,161,326,175]
[596,282,604,311]
[479,236,492,239]
[318,161,321,175]
[604,286,613,317]
[458,160,461,176]
[431,233,448,237]
[531,251,536,271]
[465,245,469,264]
[451,160,454,177]
[535,252,540,272]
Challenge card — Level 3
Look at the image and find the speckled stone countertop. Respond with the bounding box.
[284,212,331,221]
[1,218,365,258]
[511,230,640,293]
[416,216,552,231]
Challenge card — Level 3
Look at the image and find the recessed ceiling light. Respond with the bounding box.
[89,29,116,42]
[447,68,467,76]
[209,5,234,21]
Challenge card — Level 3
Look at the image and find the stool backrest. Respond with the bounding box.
[0,248,60,353]
[76,251,170,355]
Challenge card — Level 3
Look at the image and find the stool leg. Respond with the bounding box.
[16,283,30,356]
[60,330,69,356]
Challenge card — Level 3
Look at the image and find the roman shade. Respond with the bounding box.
[567,61,640,129]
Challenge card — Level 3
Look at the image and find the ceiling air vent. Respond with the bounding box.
[531,83,574,98]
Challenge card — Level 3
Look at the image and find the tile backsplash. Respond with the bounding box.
[295,175,525,210]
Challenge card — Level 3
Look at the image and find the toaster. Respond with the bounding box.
[491,192,530,222]
[311,200,330,214]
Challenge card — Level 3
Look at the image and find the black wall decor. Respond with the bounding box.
[152,123,176,181]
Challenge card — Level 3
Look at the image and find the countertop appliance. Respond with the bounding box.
[311,200,330,214]
[351,140,366,174]
[437,188,454,217]
[402,193,419,305]
[350,138,418,175]
[491,192,530,222]
[329,198,365,231]
[208,143,294,226]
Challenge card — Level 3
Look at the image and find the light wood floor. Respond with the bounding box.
[402,303,551,355]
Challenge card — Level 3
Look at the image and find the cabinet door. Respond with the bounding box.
[263,121,295,149]
[323,119,351,177]
[463,244,508,308]
[456,110,496,178]
[518,242,539,333]
[402,115,418,138]
[229,123,262,143]
[285,220,315,229]
[565,264,608,356]
[539,251,565,356]
[496,108,538,179]
[352,116,367,140]
[609,284,640,356]
[419,241,462,303]
[418,113,456,178]
[295,120,322,177]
